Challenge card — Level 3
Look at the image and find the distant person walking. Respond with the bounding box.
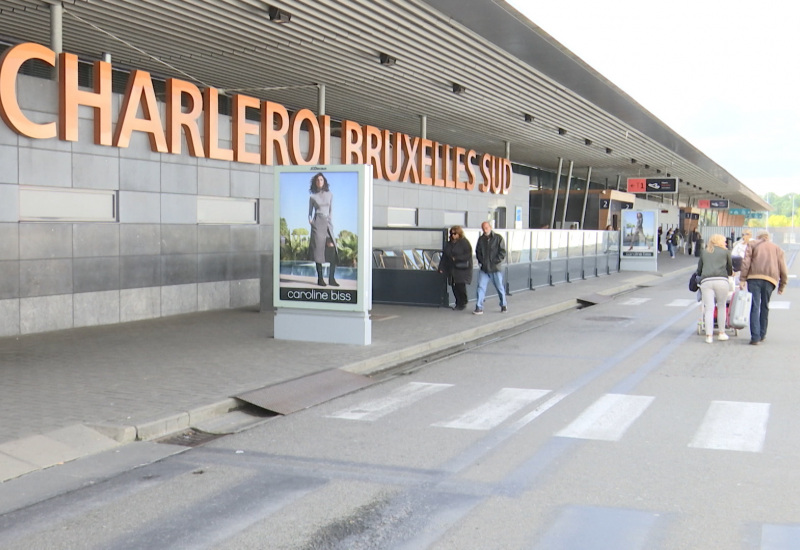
[731,230,752,285]
[474,221,507,314]
[690,229,701,256]
[696,234,733,344]
[665,228,676,258]
[438,225,473,311]
[739,231,788,345]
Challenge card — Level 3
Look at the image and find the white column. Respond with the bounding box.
[317,83,326,116]
[50,3,63,79]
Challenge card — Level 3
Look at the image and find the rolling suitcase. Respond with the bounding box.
[729,289,752,330]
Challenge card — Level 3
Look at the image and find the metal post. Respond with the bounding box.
[317,84,326,116]
[561,160,574,229]
[420,115,427,139]
[615,174,621,191]
[580,166,592,229]
[504,140,510,159]
[50,3,63,79]
[549,157,563,229]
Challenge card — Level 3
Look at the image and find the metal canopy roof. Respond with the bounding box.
[0,0,769,211]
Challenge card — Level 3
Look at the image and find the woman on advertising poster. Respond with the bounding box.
[628,211,646,250]
[308,172,339,287]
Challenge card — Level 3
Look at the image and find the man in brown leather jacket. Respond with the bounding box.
[739,231,789,345]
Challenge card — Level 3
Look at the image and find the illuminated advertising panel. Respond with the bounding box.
[273,165,372,313]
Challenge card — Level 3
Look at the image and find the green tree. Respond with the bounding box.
[766,214,791,227]
[279,219,310,261]
[336,230,358,267]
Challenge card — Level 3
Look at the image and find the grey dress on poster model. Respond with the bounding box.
[308,173,339,286]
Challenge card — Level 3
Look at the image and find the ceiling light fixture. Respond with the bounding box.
[452,83,466,94]
[558,127,567,135]
[584,138,592,146]
[379,53,396,66]
[268,6,291,23]
[524,114,534,123]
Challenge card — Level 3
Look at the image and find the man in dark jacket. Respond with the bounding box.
[739,231,788,345]
[474,221,507,314]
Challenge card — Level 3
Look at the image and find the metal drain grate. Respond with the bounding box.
[583,316,634,322]
[155,428,224,447]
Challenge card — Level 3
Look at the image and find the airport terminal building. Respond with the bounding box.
[0,0,769,336]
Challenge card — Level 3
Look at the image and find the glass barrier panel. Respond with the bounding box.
[507,230,531,264]
[533,230,551,261]
[551,230,569,259]
[604,230,619,254]
[568,231,584,258]
[583,231,600,256]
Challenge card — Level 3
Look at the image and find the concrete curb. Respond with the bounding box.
[0,399,243,482]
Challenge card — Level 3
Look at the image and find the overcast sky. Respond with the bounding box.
[506,0,799,198]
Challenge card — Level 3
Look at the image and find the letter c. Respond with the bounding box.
[0,43,57,139]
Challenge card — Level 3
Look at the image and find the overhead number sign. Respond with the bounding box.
[697,199,729,209]
[626,177,678,194]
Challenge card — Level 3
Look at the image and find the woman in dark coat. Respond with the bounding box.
[438,225,473,310]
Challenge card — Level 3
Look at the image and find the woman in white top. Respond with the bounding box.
[731,230,752,285]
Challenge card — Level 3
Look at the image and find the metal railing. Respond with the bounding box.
[372,228,620,306]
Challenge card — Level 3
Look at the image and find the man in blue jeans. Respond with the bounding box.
[474,221,507,314]
[739,231,788,345]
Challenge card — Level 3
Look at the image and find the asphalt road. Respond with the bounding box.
[1,267,798,550]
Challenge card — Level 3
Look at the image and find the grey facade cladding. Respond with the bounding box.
[0,72,525,336]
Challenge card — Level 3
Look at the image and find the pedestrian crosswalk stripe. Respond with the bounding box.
[689,400,769,452]
[326,381,452,421]
[667,299,698,307]
[761,524,800,549]
[555,394,655,441]
[530,506,659,550]
[431,388,550,430]
[620,298,651,305]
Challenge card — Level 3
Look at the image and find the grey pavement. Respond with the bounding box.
[0,253,699,483]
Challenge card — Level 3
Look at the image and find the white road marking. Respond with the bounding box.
[432,388,550,430]
[761,524,800,549]
[556,394,655,441]
[326,382,452,421]
[769,301,790,309]
[689,401,770,452]
[620,298,651,306]
[667,299,698,307]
